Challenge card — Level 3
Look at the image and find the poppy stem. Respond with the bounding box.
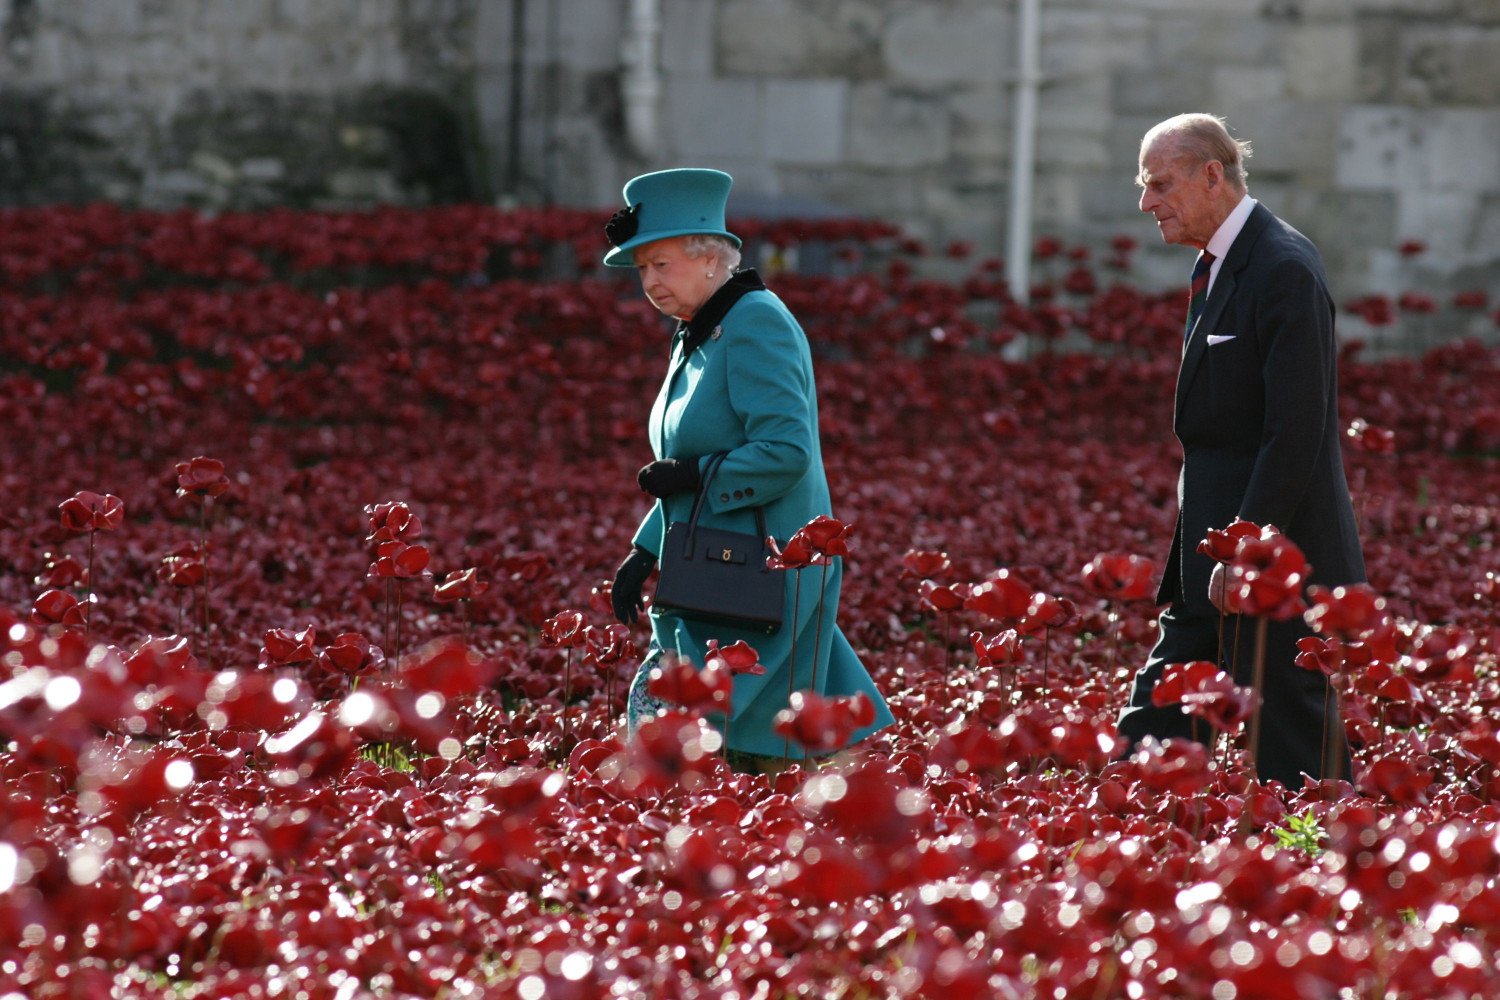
[381,575,393,668]
[1041,626,1050,694]
[1320,682,1342,784]
[811,560,830,693]
[1105,603,1118,677]
[943,612,952,677]
[200,497,212,660]
[1230,613,1243,681]
[84,529,95,638]
[1245,617,1270,784]
[785,568,802,761]
[1216,575,1227,666]
[562,648,572,753]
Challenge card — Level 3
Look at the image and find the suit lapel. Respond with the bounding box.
[1173,204,1271,425]
[1175,271,1235,418]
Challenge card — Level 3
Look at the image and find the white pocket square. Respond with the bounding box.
[1206,334,1237,346]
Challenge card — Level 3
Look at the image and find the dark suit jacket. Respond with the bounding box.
[1158,202,1366,615]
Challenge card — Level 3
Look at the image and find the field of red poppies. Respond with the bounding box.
[3,203,1500,998]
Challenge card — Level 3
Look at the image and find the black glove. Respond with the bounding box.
[611,546,657,625]
[637,458,701,498]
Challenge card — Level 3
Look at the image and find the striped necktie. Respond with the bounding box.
[1185,251,1216,339]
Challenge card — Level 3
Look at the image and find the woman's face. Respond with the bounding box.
[634,237,720,320]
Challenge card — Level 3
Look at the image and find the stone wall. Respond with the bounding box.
[2,0,1499,302]
[0,0,488,206]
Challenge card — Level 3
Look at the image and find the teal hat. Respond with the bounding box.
[602,167,741,267]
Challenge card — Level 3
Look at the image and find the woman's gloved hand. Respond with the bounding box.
[611,546,657,624]
[637,458,701,498]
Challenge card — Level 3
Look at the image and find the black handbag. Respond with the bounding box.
[653,454,784,635]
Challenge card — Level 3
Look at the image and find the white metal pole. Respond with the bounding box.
[622,0,662,157]
[1006,0,1042,305]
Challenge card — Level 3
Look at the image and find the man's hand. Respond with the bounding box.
[1208,561,1231,614]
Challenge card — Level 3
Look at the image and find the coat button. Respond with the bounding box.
[733,490,744,500]
[744,487,755,497]
[719,492,730,502]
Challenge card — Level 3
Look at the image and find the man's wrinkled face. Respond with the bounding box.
[1137,138,1222,250]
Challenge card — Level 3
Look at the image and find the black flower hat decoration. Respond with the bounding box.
[604,203,641,247]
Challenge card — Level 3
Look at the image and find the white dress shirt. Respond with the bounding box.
[1202,194,1256,297]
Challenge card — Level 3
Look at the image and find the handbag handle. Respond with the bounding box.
[679,452,770,565]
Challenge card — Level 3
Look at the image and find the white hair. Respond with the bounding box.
[1142,113,1253,190]
[681,233,742,272]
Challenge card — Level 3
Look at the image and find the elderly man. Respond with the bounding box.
[1117,114,1366,789]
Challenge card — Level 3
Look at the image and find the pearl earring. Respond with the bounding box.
[706,271,715,278]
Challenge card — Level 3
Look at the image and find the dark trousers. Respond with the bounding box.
[1117,605,1350,789]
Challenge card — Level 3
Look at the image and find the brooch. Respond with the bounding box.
[711,326,723,340]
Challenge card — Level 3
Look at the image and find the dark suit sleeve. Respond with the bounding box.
[1238,255,1335,529]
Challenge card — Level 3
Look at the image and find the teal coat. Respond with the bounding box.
[631,271,894,757]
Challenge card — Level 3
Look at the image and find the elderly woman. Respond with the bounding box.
[605,167,893,772]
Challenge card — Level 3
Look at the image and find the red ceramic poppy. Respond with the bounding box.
[1397,290,1437,314]
[919,579,970,614]
[646,656,732,716]
[540,610,587,649]
[123,634,198,686]
[318,632,385,678]
[263,710,358,783]
[1080,552,1158,602]
[1345,418,1396,454]
[157,542,206,588]
[900,550,952,579]
[34,551,87,589]
[705,638,765,676]
[1225,534,1310,620]
[766,533,817,571]
[368,540,431,579]
[260,625,317,666]
[1123,738,1214,795]
[970,629,1022,668]
[584,624,636,668]
[965,569,1033,622]
[433,567,488,604]
[58,490,125,534]
[794,514,855,559]
[174,456,230,497]
[1405,624,1477,684]
[1304,583,1389,642]
[772,690,873,754]
[398,636,496,698]
[1150,660,1223,705]
[601,710,724,796]
[30,588,87,630]
[1026,592,1078,630]
[1196,518,1265,564]
[1152,660,1255,730]
[1294,636,1345,676]
[364,500,423,545]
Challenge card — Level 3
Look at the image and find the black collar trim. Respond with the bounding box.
[678,269,767,354]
